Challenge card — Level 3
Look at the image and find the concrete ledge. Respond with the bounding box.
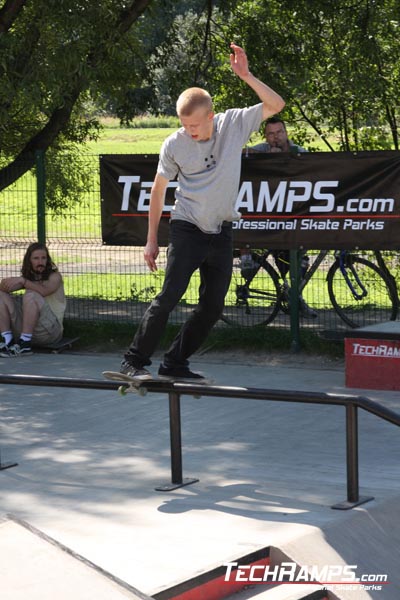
[0,515,153,600]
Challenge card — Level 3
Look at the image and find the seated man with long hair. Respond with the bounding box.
[0,242,66,357]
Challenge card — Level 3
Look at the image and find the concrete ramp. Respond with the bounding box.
[278,494,400,600]
[153,494,400,600]
[0,516,153,600]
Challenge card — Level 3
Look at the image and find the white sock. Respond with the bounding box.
[20,333,33,343]
[1,331,13,345]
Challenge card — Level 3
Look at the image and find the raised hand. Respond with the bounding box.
[229,43,250,80]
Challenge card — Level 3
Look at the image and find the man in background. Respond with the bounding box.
[0,242,66,356]
[251,117,317,318]
[251,116,307,154]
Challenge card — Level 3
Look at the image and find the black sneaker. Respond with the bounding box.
[158,363,207,382]
[0,338,15,357]
[120,360,152,380]
[1,339,32,357]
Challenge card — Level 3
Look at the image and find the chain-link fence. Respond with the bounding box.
[1,153,399,333]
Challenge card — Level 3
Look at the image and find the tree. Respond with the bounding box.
[208,0,400,151]
[115,0,239,119]
[0,0,152,207]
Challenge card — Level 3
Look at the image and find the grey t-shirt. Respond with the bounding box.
[157,103,264,233]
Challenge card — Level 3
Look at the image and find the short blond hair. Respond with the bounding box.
[176,87,213,117]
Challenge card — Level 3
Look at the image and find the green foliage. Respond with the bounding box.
[122,115,180,129]
[0,0,152,199]
[44,120,101,213]
[135,10,217,116]
[210,0,400,151]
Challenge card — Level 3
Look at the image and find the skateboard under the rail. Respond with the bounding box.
[103,370,212,397]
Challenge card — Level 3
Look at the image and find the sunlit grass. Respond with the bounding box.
[63,271,202,303]
[85,126,178,155]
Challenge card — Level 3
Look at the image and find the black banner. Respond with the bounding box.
[100,151,400,249]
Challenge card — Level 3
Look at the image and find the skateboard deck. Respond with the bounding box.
[34,336,80,354]
[103,370,211,397]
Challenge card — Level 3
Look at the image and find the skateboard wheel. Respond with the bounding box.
[118,385,127,396]
[138,387,148,397]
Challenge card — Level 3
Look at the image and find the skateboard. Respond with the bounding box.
[103,370,212,397]
[34,336,80,354]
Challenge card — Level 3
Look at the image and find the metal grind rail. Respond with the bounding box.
[1,373,399,510]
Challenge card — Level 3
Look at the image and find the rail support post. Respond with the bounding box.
[0,449,18,471]
[155,391,199,492]
[332,403,374,509]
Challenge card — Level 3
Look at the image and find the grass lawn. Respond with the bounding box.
[85,127,178,155]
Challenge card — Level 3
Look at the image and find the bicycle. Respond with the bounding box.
[222,248,399,328]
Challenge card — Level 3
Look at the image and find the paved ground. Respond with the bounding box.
[0,349,399,600]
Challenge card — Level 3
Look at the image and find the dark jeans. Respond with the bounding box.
[125,219,233,368]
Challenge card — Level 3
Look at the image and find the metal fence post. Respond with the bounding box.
[35,149,46,244]
[289,249,301,352]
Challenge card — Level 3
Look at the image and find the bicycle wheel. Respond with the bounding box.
[222,259,281,326]
[327,256,398,328]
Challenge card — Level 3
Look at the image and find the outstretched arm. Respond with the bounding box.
[230,42,285,120]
